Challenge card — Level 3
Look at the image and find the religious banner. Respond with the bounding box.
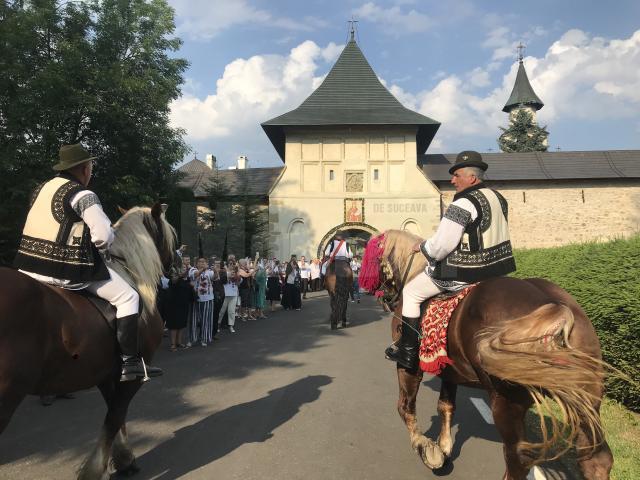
[344,198,364,223]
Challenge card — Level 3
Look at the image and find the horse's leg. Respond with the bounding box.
[490,392,531,480]
[397,367,445,469]
[575,401,613,480]
[436,380,457,458]
[78,379,141,480]
[111,423,140,476]
[0,386,27,435]
[329,290,338,329]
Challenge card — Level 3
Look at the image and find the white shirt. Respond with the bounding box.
[299,262,311,279]
[286,267,298,285]
[21,189,114,288]
[190,268,214,302]
[310,263,320,279]
[324,240,353,259]
[351,260,361,275]
[223,278,238,297]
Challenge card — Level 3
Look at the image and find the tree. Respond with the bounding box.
[498,109,549,153]
[0,0,189,264]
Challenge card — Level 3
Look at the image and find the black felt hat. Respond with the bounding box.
[53,144,96,171]
[448,150,488,174]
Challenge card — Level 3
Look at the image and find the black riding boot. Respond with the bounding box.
[384,316,421,370]
[117,314,163,381]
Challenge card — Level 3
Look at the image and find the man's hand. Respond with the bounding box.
[412,241,422,253]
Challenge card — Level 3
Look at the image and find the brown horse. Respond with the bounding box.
[0,203,175,480]
[324,260,353,329]
[361,230,614,480]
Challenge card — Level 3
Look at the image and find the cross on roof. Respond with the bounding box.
[348,17,358,41]
[517,42,526,62]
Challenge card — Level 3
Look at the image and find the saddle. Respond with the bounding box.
[418,285,476,375]
[73,289,117,330]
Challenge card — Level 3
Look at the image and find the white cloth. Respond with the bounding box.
[160,275,170,289]
[219,295,237,326]
[401,271,444,318]
[286,268,298,285]
[350,260,361,276]
[21,190,114,289]
[190,268,214,302]
[223,280,238,297]
[85,266,140,318]
[310,263,320,280]
[299,263,311,279]
[324,240,353,259]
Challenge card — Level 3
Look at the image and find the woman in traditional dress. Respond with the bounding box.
[266,259,282,311]
[254,261,268,318]
[281,256,302,311]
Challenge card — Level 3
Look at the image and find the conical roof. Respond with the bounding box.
[502,60,544,113]
[262,37,440,161]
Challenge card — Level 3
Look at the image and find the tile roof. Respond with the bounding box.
[419,150,640,181]
[262,38,440,161]
[503,61,544,112]
[177,160,283,198]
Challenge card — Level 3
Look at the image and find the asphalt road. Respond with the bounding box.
[0,292,539,479]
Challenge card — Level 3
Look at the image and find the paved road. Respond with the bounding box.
[0,293,521,479]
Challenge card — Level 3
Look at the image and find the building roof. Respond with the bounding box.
[262,37,440,161]
[177,160,283,198]
[419,150,640,182]
[502,61,544,113]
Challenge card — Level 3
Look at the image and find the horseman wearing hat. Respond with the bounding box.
[322,230,353,275]
[14,144,162,381]
[385,150,516,369]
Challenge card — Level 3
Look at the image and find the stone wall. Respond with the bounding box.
[439,180,640,249]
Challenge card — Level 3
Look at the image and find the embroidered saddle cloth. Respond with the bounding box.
[418,285,476,375]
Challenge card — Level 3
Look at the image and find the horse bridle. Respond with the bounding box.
[378,251,416,311]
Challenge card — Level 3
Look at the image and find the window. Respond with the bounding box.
[373,168,379,181]
[329,169,335,181]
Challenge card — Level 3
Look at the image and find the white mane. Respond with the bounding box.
[109,206,175,322]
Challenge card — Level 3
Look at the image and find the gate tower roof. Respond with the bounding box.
[262,35,440,162]
[502,59,544,113]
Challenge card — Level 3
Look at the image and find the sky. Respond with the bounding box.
[167,0,640,169]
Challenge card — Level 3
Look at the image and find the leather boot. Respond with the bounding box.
[117,314,163,381]
[384,316,421,369]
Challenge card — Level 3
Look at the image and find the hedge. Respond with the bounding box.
[511,235,640,412]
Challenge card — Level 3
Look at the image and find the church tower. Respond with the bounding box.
[499,44,548,152]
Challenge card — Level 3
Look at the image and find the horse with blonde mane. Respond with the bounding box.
[361,229,614,480]
[0,203,175,480]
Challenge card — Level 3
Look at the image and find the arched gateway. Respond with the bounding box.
[317,223,379,259]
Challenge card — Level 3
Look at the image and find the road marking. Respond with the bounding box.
[469,397,494,424]
[527,466,547,479]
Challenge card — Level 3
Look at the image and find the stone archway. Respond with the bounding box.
[317,222,380,259]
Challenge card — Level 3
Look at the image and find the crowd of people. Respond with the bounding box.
[156,249,362,352]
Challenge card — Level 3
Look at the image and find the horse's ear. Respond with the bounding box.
[151,202,162,220]
[117,205,128,216]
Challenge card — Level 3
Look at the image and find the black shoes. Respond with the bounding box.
[385,316,421,370]
[121,356,163,382]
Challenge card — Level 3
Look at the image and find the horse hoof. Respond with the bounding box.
[115,462,140,477]
[417,438,445,469]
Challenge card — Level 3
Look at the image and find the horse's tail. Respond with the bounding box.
[476,303,607,466]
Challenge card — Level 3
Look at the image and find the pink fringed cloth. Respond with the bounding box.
[419,285,476,375]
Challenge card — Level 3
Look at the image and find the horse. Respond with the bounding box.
[324,259,353,329]
[0,202,175,480]
[360,229,614,480]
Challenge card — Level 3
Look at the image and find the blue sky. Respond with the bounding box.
[168,0,640,168]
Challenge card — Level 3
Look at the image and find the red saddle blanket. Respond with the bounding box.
[419,285,476,375]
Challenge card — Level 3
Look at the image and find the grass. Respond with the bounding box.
[524,398,640,479]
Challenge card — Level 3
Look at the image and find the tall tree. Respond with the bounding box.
[0,0,189,264]
[498,109,549,153]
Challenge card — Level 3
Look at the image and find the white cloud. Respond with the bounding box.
[353,2,433,35]
[169,0,319,40]
[170,41,342,142]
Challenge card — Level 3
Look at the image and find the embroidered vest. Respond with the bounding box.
[14,174,109,282]
[431,185,516,283]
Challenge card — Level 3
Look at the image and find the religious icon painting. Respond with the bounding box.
[344,198,364,223]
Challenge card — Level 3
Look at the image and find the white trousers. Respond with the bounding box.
[86,267,140,318]
[219,295,238,326]
[401,271,444,317]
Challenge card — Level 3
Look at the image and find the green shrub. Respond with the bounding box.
[512,236,640,412]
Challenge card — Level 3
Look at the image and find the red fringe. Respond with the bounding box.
[419,356,454,376]
[360,234,386,292]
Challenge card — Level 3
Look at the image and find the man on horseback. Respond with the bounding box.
[322,231,353,275]
[385,150,516,369]
[14,144,162,381]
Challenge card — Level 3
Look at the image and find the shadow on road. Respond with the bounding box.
[130,375,332,479]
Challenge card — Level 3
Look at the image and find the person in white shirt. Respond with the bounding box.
[322,232,353,276]
[299,255,311,299]
[14,144,161,381]
[218,265,240,333]
[309,259,321,291]
[189,258,215,346]
[350,256,362,303]
[266,259,282,311]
